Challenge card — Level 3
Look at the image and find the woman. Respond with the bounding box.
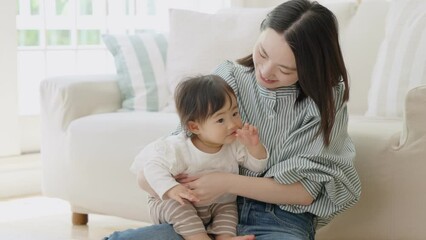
[106,0,361,239]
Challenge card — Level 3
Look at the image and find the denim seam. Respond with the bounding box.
[266,206,310,239]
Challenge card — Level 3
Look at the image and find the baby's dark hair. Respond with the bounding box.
[174,75,236,130]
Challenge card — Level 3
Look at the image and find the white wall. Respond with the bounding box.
[0,2,21,157]
[241,0,284,8]
[20,116,40,153]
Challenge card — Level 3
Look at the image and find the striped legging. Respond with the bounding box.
[148,197,238,237]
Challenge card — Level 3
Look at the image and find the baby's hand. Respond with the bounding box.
[236,123,260,147]
[166,184,199,205]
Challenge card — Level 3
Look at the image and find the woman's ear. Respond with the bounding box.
[187,121,200,135]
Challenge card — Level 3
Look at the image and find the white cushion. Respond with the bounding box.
[165,1,358,110]
[366,0,426,117]
[341,0,389,115]
[165,8,270,98]
[103,32,170,111]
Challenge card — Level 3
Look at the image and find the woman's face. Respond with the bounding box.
[253,28,298,89]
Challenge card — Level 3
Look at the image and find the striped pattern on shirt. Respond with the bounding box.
[213,60,361,228]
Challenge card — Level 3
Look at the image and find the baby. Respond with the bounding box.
[131,74,268,240]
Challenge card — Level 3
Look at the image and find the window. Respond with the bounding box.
[17,0,230,115]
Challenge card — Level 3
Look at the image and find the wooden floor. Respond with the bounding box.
[0,195,146,240]
[0,153,147,240]
[0,153,42,199]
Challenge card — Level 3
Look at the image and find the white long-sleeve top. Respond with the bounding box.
[130,132,268,206]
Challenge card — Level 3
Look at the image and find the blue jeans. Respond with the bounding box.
[105,197,316,240]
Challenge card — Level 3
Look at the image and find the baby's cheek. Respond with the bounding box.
[237,119,243,128]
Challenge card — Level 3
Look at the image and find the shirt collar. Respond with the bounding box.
[256,82,299,99]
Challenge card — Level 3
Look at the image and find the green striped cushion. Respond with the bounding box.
[103,32,169,111]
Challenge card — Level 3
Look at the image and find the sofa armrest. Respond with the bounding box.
[40,74,121,130]
[40,74,121,199]
[399,85,426,147]
[318,85,426,240]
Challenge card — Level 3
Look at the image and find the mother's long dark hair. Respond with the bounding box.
[238,0,349,146]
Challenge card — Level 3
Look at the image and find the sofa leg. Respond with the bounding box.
[72,212,88,225]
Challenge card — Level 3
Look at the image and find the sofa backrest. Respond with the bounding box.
[340,0,390,115]
[105,0,392,116]
[164,0,390,115]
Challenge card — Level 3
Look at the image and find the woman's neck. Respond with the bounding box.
[191,136,222,154]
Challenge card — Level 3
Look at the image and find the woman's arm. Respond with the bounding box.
[185,172,314,206]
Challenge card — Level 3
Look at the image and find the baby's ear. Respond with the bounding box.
[187,121,200,135]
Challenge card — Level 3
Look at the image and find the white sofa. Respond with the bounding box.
[40,0,426,239]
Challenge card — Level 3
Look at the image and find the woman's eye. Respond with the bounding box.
[280,69,291,75]
[259,50,266,58]
[233,112,239,117]
[217,119,224,123]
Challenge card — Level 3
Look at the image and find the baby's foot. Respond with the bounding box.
[231,235,255,240]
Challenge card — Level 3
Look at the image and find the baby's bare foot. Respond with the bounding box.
[216,234,255,240]
[231,235,255,240]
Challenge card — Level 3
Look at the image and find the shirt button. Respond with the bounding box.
[268,115,274,119]
[269,93,274,97]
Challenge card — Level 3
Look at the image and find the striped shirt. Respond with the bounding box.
[213,60,361,228]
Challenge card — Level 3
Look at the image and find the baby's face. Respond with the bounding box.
[195,95,242,148]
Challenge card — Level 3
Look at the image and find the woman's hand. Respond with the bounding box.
[165,184,199,205]
[173,173,190,183]
[182,172,233,205]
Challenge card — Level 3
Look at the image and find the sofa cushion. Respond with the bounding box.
[164,1,358,111]
[67,111,180,221]
[165,8,269,103]
[366,0,426,117]
[103,32,169,111]
[341,0,389,115]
